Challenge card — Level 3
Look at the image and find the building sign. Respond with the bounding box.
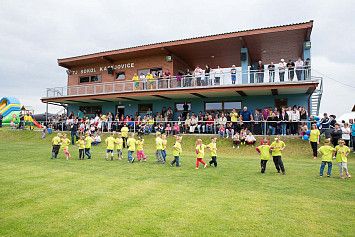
[70,63,135,75]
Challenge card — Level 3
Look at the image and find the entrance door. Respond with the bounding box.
[116,105,125,117]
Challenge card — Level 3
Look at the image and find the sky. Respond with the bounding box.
[0,0,354,116]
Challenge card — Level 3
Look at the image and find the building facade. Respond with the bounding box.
[42,21,322,119]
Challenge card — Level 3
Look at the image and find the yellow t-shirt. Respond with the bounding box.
[318,145,334,162]
[61,138,70,149]
[115,138,123,150]
[207,142,217,157]
[173,142,182,157]
[162,139,167,150]
[85,137,94,149]
[309,129,320,143]
[105,137,116,150]
[196,144,207,158]
[121,127,129,137]
[127,138,136,151]
[76,140,85,149]
[231,112,239,122]
[136,139,144,151]
[146,74,154,82]
[132,75,139,81]
[52,136,61,145]
[257,145,271,160]
[148,119,154,125]
[156,137,163,150]
[270,141,285,156]
[335,145,350,163]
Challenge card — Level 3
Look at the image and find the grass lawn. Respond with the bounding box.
[0,129,354,236]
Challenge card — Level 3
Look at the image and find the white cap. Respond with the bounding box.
[281,59,284,62]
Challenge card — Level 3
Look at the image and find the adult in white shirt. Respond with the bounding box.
[190,115,198,133]
[194,65,203,86]
[213,65,223,85]
[139,73,147,90]
[295,57,304,81]
[245,132,256,145]
[218,113,227,127]
[278,59,287,82]
[341,123,351,146]
[290,106,300,135]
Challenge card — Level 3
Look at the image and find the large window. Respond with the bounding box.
[175,102,191,112]
[79,106,102,115]
[204,101,242,112]
[138,104,153,113]
[79,75,101,83]
[116,72,125,80]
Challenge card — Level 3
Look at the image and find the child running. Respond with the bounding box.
[136,136,147,162]
[105,132,116,161]
[256,137,273,173]
[195,139,208,169]
[76,136,86,160]
[84,133,94,159]
[334,139,351,179]
[270,136,286,175]
[208,137,218,167]
[170,136,182,167]
[161,134,167,164]
[127,133,136,163]
[115,133,123,160]
[317,139,333,177]
[51,133,62,159]
[155,132,164,163]
[61,134,71,160]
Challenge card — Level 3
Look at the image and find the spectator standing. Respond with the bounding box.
[240,107,253,131]
[146,72,154,89]
[78,109,84,120]
[194,65,203,86]
[155,70,163,89]
[214,65,222,85]
[204,65,211,86]
[257,60,264,83]
[253,109,263,135]
[268,62,275,82]
[132,73,139,90]
[279,108,289,136]
[331,123,342,147]
[287,59,295,81]
[290,106,300,135]
[70,122,79,145]
[184,69,192,87]
[295,57,304,81]
[164,69,171,88]
[230,108,239,132]
[140,73,147,90]
[250,64,256,83]
[341,123,351,147]
[304,58,311,80]
[230,65,237,84]
[278,59,286,82]
[182,102,189,120]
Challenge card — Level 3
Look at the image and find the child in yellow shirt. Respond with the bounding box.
[61,134,71,160]
[136,136,147,162]
[51,133,62,159]
[76,136,86,160]
[256,137,273,173]
[333,139,351,179]
[115,133,123,160]
[155,132,164,163]
[105,132,116,161]
[127,133,136,163]
[161,134,167,164]
[317,139,333,177]
[85,133,94,159]
[208,137,218,167]
[170,136,182,167]
[195,139,208,169]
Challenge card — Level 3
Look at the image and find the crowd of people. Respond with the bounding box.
[130,58,311,89]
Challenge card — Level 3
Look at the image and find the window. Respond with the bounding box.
[224,101,242,110]
[204,101,242,112]
[138,104,153,113]
[175,103,191,112]
[116,72,125,80]
[138,69,150,76]
[79,106,102,115]
[275,99,288,108]
[79,75,101,83]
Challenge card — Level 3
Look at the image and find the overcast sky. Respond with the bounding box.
[0,0,354,117]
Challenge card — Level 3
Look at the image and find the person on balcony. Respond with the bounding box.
[268,62,275,82]
[204,65,211,86]
[295,57,304,81]
[278,59,286,82]
[304,58,311,80]
[146,72,154,89]
[257,60,264,83]
[140,73,146,90]
[184,69,192,87]
[132,73,139,90]
[194,65,203,86]
[231,65,237,84]
[155,71,163,89]
[250,64,256,83]
[164,69,171,88]
[214,65,222,85]
[287,59,295,81]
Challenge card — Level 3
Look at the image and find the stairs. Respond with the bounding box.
[310,76,323,116]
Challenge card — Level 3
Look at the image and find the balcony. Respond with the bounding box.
[44,68,316,99]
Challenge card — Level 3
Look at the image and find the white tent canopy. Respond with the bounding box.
[337,112,355,122]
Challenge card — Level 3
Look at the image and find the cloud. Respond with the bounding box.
[0,0,353,116]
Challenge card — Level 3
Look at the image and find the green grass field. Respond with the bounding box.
[0,129,354,236]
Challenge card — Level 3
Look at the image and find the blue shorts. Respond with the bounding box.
[106,149,114,153]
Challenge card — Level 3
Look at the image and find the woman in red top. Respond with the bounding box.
[206,115,214,134]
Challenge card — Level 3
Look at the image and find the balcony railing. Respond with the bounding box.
[45,68,314,98]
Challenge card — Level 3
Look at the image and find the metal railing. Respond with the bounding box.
[45,68,314,98]
[24,120,319,137]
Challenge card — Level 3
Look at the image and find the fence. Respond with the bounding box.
[45,68,313,98]
[20,120,319,137]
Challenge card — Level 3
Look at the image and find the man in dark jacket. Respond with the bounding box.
[253,109,263,135]
[70,122,79,145]
[320,113,331,139]
[257,60,265,83]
